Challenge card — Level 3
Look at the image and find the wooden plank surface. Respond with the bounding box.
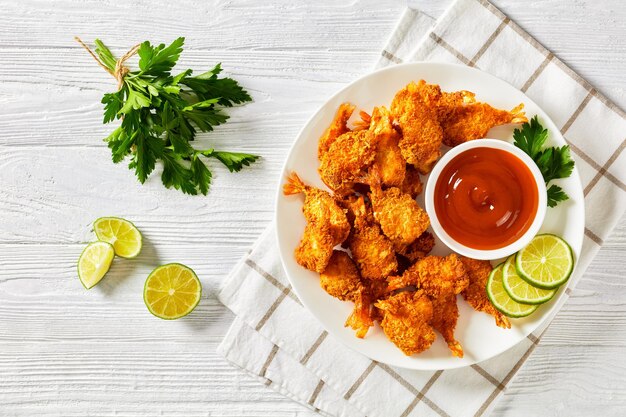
[0,0,624,416]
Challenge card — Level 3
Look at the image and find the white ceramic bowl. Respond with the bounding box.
[424,139,547,260]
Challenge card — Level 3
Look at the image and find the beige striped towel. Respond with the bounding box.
[217,1,626,416]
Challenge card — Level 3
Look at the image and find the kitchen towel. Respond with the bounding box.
[217,0,626,416]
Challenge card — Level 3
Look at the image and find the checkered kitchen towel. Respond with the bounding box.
[216,1,626,416]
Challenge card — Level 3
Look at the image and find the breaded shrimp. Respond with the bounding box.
[320,250,361,301]
[459,256,511,329]
[369,107,406,187]
[395,231,435,263]
[391,81,443,173]
[284,172,350,272]
[387,254,469,298]
[431,294,463,358]
[319,250,373,338]
[440,103,527,147]
[397,165,423,199]
[318,130,376,191]
[368,170,430,247]
[376,291,436,355]
[318,102,356,158]
[348,196,398,280]
[345,287,374,338]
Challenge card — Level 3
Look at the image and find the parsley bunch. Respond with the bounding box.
[513,116,575,207]
[85,37,257,195]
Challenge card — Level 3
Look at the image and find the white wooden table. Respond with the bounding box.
[1,1,624,415]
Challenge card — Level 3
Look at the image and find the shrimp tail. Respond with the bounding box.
[509,103,528,124]
[283,171,307,196]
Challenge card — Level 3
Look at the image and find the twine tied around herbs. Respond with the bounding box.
[74,37,141,90]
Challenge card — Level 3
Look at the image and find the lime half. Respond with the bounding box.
[144,263,202,320]
[515,234,574,290]
[94,217,142,258]
[503,256,557,304]
[78,241,115,289]
[487,263,538,318]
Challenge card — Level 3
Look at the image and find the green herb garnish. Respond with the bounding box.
[513,116,575,207]
[76,37,257,195]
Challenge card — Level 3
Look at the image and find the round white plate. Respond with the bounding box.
[275,62,584,371]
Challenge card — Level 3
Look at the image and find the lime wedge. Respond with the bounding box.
[144,263,202,320]
[503,256,557,304]
[94,217,142,259]
[77,241,115,289]
[515,234,574,289]
[487,262,538,318]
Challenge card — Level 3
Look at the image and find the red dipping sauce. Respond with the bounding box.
[433,147,539,250]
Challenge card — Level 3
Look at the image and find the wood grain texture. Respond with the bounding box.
[0,0,624,416]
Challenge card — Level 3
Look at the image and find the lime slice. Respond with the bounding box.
[93,217,142,259]
[487,262,538,318]
[143,263,202,320]
[515,234,574,290]
[77,241,115,289]
[503,256,557,304]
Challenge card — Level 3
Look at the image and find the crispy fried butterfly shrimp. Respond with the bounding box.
[284,172,350,272]
[440,102,527,147]
[320,250,374,338]
[345,287,374,338]
[318,130,376,191]
[397,165,423,199]
[388,254,468,298]
[368,169,430,247]
[369,107,406,187]
[348,196,398,280]
[395,231,435,263]
[376,291,436,355]
[459,256,511,329]
[320,250,362,301]
[431,294,463,358]
[391,81,443,173]
[318,102,356,158]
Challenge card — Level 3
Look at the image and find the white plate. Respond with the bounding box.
[275,62,584,371]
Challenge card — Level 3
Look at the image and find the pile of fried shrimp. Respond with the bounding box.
[283,80,527,357]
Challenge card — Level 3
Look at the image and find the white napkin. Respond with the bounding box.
[217,1,626,416]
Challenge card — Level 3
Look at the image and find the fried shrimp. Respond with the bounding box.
[395,231,435,263]
[284,172,350,272]
[459,256,511,329]
[391,81,443,173]
[318,130,376,191]
[347,196,398,280]
[388,254,469,298]
[320,250,362,301]
[369,107,406,187]
[345,287,374,338]
[397,165,423,199]
[376,291,436,355]
[368,178,430,248]
[318,102,356,158]
[440,102,527,147]
[431,294,463,358]
[320,250,374,338]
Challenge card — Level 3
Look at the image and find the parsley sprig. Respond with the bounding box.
[513,116,575,207]
[81,37,257,195]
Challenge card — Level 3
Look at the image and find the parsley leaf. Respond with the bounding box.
[513,117,575,208]
[202,150,260,172]
[81,38,257,195]
[536,145,575,183]
[547,184,569,208]
[513,116,548,159]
